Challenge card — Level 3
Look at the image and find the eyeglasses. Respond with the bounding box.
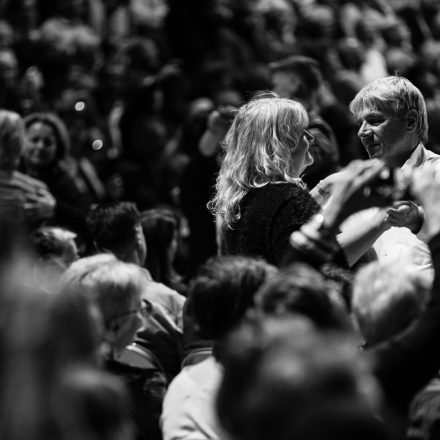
[107,299,153,326]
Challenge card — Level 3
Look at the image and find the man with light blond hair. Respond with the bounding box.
[317,76,440,274]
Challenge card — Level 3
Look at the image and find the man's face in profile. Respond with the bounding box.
[356,106,411,167]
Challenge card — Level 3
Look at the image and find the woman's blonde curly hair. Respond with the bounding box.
[209,93,309,229]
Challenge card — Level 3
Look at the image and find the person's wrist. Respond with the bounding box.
[310,180,331,204]
[410,205,424,234]
[377,209,392,232]
[316,180,331,198]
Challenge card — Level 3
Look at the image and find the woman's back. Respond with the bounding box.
[221,183,319,266]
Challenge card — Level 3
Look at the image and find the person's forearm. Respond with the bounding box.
[309,181,331,205]
[337,210,389,266]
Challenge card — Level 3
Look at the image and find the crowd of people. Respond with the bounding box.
[3,0,440,439]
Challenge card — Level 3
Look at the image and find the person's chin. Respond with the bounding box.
[366,146,383,160]
[30,157,49,167]
[300,159,314,175]
[295,167,306,178]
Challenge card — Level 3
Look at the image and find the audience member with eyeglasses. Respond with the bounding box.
[62,257,166,440]
[86,201,185,382]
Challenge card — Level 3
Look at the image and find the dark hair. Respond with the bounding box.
[140,208,184,291]
[270,55,323,99]
[54,367,134,440]
[23,112,71,162]
[185,256,277,340]
[255,263,349,330]
[336,39,365,72]
[86,202,141,253]
[217,316,385,440]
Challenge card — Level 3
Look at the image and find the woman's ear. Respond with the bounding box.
[406,109,418,132]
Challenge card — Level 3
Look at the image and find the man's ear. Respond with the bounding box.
[406,109,418,132]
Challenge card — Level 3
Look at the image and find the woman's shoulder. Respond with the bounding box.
[242,183,317,220]
[249,182,311,200]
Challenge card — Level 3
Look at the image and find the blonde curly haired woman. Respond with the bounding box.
[209,93,318,266]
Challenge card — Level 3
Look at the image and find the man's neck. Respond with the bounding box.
[389,141,420,168]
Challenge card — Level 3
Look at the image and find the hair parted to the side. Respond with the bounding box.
[349,76,428,144]
[209,92,309,229]
[66,259,148,329]
[23,112,71,161]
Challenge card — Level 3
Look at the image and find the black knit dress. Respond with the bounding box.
[221,183,320,266]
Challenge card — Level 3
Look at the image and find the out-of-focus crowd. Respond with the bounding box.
[4,0,440,271]
[4,1,440,440]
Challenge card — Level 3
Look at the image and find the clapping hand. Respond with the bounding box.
[320,159,387,231]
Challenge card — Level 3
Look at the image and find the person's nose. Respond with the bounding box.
[358,121,371,139]
[33,138,45,149]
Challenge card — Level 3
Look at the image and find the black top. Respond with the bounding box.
[221,183,320,266]
[25,162,92,236]
[105,358,167,440]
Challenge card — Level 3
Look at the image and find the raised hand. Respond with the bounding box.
[321,159,387,230]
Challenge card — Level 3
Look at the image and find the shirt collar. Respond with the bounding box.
[402,142,425,171]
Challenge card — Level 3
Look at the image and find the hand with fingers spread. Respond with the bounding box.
[290,159,390,266]
[321,159,387,231]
